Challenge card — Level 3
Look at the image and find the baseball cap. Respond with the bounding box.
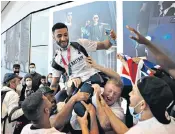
[38,86,54,95]
[137,76,174,124]
[3,73,22,84]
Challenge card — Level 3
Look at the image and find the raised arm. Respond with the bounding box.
[86,57,120,80]
[126,25,175,79]
[96,30,116,50]
[51,90,89,129]
[100,95,129,134]
[81,101,99,134]
[77,111,89,134]
[50,77,60,93]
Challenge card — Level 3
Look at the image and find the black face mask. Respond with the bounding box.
[14,71,19,74]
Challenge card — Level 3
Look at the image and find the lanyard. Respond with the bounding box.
[61,46,71,75]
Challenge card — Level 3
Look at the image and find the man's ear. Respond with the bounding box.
[141,100,147,110]
[44,107,50,114]
[52,34,55,40]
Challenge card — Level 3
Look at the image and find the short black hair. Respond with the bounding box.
[52,23,68,33]
[13,64,20,68]
[41,76,46,79]
[22,90,44,121]
[30,63,35,66]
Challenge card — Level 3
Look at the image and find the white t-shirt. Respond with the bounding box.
[21,124,66,134]
[125,117,175,134]
[52,39,99,82]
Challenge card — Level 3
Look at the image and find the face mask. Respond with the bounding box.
[30,68,35,74]
[26,81,32,87]
[16,83,23,92]
[48,78,52,83]
[129,100,144,121]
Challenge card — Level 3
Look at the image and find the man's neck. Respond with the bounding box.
[32,119,51,129]
[140,109,153,121]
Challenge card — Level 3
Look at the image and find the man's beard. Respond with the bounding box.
[14,71,19,74]
[56,41,69,49]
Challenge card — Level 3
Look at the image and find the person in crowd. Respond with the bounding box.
[13,64,21,76]
[1,73,24,134]
[51,22,116,118]
[47,73,53,87]
[38,87,57,117]
[100,76,175,134]
[24,63,41,91]
[91,79,124,133]
[20,74,34,101]
[20,90,65,134]
[39,76,48,88]
[14,74,33,134]
[77,102,99,134]
[13,64,23,96]
[21,88,90,133]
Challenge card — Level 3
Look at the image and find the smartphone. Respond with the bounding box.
[105,29,111,35]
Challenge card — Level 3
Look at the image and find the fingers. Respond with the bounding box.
[99,95,106,106]
[72,78,81,88]
[84,111,88,118]
[129,35,138,41]
[79,92,89,101]
[126,25,138,35]
[110,29,116,39]
[81,101,88,108]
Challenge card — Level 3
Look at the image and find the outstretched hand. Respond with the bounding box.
[126,25,150,45]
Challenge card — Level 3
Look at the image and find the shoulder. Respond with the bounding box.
[21,124,32,133]
[6,90,18,98]
[125,125,142,134]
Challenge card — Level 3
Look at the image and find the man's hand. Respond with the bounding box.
[126,25,150,45]
[92,84,101,95]
[86,57,98,68]
[100,95,108,107]
[110,29,117,40]
[116,53,124,61]
[72,90,89,102]
[81,101,96,116]
[67,77,82,88]
[77,111,88,127]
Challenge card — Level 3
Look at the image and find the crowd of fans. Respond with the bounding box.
[1,23,175,134]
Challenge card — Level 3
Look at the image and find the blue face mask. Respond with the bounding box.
[129,100,144,121]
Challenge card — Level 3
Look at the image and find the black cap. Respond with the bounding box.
[38,86,54,95]
[137,76,173,124]
[3,73,22,84]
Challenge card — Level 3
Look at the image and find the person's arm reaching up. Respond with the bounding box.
[100,95,129,134]
[96,30,116,50]
[50,77,60,92]
[77,111,89,134]
[126,25,175,79]
[51,90,89,129]
[86,57,120,80]
[81,101,99,134]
